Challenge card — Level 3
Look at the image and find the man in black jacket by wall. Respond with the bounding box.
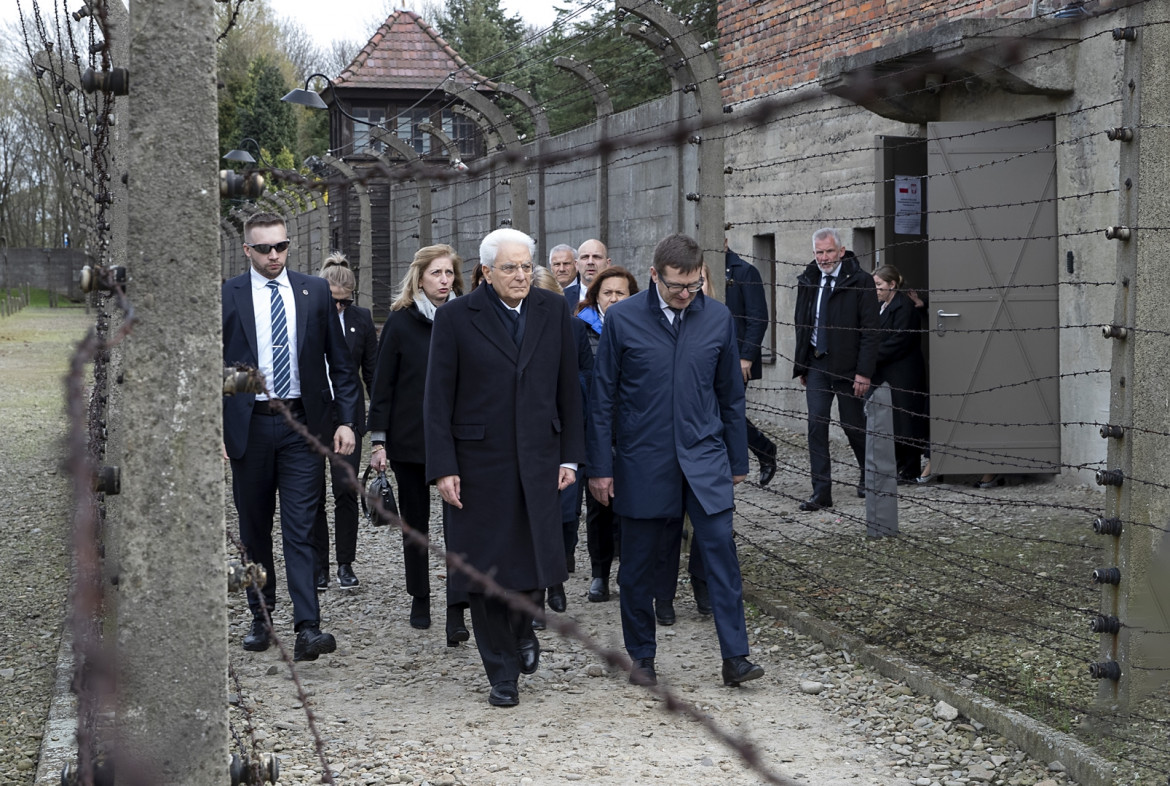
[725,247,777,485]
[791,229,879,511]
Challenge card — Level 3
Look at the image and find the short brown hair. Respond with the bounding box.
[243,211,285,240]
[652,233,702,275]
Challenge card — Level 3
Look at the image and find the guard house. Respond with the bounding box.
[321,10,493,317]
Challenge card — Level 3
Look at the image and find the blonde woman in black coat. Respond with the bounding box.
[313,254,377,591]
[367,245,467,644]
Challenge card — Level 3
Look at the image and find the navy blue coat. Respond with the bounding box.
[222,270,360,459]
[586,289,749,519]
[725,250,769,381]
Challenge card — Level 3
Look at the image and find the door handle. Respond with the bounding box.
[936,310,960,336]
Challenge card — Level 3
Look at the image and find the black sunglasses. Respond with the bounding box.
[245,240,290,254]
[333,298,353,307]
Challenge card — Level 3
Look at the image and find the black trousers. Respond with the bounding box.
[391,460,467,608]
[232,407,320,627]
[585,491,620,580]
[311,442,361,570]
[746,418,777,467]
[468,590,539,686]
[805,358,867,500]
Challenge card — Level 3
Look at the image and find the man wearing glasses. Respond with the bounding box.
[587,233,764,689]
[424,228,585,708]
[222,212,360,662]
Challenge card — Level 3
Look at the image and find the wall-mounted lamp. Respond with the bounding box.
[281,73,381,128]
[223,137,262,165]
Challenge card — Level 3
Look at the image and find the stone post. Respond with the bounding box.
[1096,0,1170,715]
[115,1,228,783]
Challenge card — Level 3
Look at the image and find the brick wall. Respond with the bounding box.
[719,0,1035,104]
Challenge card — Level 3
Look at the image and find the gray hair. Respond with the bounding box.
[812,228,843,249]
[480,228,536,268]
[548,243,576,264]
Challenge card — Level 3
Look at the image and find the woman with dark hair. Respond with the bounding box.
[872,264,929,484]
[367,244,469,644]
[576,266,639,603]
[313,253,377,591]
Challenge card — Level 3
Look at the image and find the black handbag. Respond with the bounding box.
[361,466,399,526]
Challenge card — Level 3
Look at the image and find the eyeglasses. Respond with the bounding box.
[245,240,290,254]
[659,275,704,294]
[333,298,353,307]
[496,263,534,276]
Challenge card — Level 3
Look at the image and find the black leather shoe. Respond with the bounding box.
[315,568,329,592]
[759,462,777,486]
[692,577,713,615]
[588,577,610,602]
[242,617,270,652]
[410,596,431,630]
[488,681,519,707]
[629,657,657,686]
[798,496,833,512]
[293,624,336,662]
[446,606,470,647]
[547,583,567,613]
[337,564,359,589]
[655,599,676,626]
[722,655,765,686]
[518,633,540,674]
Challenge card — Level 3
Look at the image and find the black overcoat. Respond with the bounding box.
[367,304,433,463]
[792,252,880,381]
[423,285,586,593]
[873,290,928,447]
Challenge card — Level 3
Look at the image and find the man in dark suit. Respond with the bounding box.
[587,233,764,689]
[311,256,377,591]
[222,212,360,662]
[562,238,610,305]
[792,228,880,511]
[726,247,777,485]
[424,228,585,708]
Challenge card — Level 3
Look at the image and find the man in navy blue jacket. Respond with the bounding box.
[587,233,764,689]
[223,212,360,662]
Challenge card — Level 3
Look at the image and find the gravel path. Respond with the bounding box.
[1,306,1081,786]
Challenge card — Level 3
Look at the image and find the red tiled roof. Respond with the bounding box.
[334,9,494,91]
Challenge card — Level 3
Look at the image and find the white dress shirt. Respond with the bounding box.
[250,267,301,400]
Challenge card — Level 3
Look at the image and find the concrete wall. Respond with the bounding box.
[0,248,87,300]
[721,11,1125,484]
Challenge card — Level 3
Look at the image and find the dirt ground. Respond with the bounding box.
[1,306,1092,786]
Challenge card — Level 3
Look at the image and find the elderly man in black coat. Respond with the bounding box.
[424,228,585,708]
[792,228,880,511]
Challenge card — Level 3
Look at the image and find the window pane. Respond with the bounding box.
[351,107,386,154]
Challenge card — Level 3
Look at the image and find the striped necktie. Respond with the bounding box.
[267,281,291,398]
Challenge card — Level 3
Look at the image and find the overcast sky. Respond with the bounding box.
[1,2,559,56]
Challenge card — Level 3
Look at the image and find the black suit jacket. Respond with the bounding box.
[335,304,376,435]
[222,270,360,459]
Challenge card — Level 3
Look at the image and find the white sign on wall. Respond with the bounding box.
[894,176,922,235]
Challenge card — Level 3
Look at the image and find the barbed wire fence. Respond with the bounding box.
[16,0,1169,784]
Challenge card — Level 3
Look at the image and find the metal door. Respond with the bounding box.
[927,120,1060,475]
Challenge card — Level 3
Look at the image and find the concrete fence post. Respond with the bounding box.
[115,2,228,783]
[1096,0,1170,717]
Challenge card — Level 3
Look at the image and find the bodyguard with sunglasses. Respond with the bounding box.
[223,212,361,662]
[587,233,764,690]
